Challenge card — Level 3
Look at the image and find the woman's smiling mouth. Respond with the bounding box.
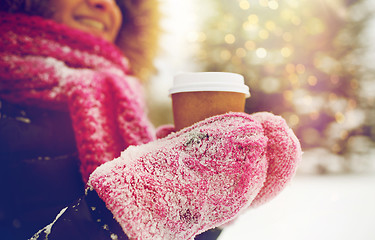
[76,17,106,31]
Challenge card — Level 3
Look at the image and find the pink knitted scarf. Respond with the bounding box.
[0,13,156,182]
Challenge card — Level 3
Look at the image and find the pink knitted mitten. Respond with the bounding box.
[89,113,270,240]
[250,112,302,207]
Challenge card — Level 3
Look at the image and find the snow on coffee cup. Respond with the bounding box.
[169,72,251,131]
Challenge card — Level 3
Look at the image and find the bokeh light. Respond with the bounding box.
[189,0,375,173]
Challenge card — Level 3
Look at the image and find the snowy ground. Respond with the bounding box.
[218,173,375,240]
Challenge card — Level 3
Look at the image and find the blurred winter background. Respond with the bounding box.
[146,0,375,239]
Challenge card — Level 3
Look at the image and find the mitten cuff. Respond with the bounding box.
[155,124,175,139]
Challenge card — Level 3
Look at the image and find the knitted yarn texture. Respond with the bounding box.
[89,112,302,240]
[0,13,156,182]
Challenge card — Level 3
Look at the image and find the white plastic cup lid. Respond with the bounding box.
[169,72,250,97]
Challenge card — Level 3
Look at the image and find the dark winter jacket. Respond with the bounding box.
[0,99,85,239]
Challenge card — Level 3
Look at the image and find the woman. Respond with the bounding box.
[0,0,302,239]
[0,0,158,238]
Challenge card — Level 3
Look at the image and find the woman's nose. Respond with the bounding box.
[86,0,117,11]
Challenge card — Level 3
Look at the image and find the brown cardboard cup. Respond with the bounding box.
[169,72,250,131]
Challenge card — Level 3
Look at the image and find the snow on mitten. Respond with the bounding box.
[250,112,302,207]
[88,112,269,240]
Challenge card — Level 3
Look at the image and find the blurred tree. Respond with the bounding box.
[192,0,374,172]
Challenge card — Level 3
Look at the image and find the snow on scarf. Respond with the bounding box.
[0,12,156,183]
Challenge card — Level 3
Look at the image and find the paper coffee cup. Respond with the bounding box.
[169,72,250,131]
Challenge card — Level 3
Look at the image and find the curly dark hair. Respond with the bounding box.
[0,0,161,81]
